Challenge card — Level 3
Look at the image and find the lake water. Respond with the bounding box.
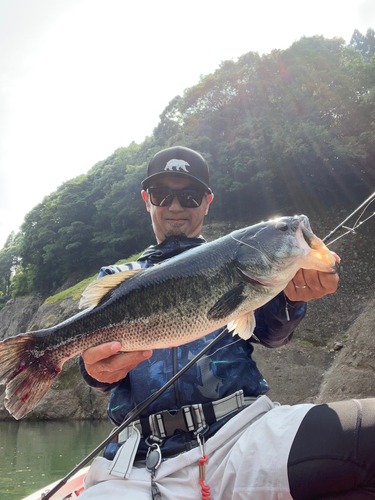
[0,420,113,500]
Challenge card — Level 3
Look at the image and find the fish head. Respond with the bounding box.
[233,215,339,288]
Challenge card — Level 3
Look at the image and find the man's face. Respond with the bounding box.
[142,177,213,244]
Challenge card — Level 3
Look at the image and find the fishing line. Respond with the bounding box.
[124,338,243,419]
[230,232,276,268]
[326,198,375,246]
[117,338,242,423]
[352,197,375,228]
[323,191,375,244]
[200,338,242,360]
[230,233,261,251]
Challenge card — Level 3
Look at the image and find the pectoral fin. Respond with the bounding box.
[207,282,246,320]
[227,311,256,340]
[79,270,143,309]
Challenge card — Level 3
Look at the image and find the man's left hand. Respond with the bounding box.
[284,268,339,302]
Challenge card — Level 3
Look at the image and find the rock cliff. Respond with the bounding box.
[0,213,374,420]
[0,296,110,420]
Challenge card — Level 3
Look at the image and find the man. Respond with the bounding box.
[78,147,375,499]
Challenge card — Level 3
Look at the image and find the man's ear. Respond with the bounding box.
[205,193,214,215]
[141,190,151,212]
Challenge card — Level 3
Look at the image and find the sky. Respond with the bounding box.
[0,0,374,248]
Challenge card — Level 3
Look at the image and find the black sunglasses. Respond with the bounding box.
[147,186,207,208]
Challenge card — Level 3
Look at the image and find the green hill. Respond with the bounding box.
[1,31,374,300]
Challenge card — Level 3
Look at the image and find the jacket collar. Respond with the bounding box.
[137,236,206,265]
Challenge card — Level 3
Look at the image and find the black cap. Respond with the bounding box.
[142,146,211,193]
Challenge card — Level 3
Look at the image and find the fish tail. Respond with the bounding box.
[0,332,61,420]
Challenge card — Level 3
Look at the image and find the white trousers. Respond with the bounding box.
[80,396,313,500]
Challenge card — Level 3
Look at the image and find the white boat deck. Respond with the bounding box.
[22,466,89,500]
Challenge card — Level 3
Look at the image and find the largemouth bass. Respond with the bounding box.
[0,215,338,419]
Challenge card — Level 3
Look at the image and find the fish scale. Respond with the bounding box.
[0,215,339,419]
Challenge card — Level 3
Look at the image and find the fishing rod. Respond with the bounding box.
[323,191,375,244]
[41,327,230,500]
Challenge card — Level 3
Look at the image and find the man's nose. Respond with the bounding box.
[168,193,184,210]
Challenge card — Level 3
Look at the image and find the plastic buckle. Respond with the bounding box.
[155,409,189,437]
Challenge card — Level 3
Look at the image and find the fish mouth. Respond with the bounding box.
[299,218,340,273]
[301,222,315,248]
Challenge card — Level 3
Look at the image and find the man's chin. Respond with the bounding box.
[164,230,188,239]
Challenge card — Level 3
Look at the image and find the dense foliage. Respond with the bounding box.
[1,31,375,299]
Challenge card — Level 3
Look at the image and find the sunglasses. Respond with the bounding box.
[147,186,207,208]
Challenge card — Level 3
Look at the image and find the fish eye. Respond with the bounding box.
[275,221,288,232]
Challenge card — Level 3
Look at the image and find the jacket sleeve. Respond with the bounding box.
[253,292,307,348]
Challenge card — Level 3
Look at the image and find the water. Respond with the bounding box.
[0,420,113,500]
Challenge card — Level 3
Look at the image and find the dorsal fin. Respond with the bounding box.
[79,270,143,309]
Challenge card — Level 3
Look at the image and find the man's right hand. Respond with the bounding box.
[81,342,153,384]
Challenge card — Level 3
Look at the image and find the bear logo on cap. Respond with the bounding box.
[164,159,190,172]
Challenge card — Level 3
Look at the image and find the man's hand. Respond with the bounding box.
[81,342,153,384]
[284,268,339,302]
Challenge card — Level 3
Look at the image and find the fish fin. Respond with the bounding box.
[79,270,143,309]
[0,333,61,419]
[227,311,256,340]
[207,282,247,320]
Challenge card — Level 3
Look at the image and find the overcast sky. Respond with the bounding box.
[1,0,374,248]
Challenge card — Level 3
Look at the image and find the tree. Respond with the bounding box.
[12,34,375,298]
[350,28,375,63]
[0,232,22,297]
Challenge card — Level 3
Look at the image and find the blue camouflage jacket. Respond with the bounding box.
[79,236,307,460]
